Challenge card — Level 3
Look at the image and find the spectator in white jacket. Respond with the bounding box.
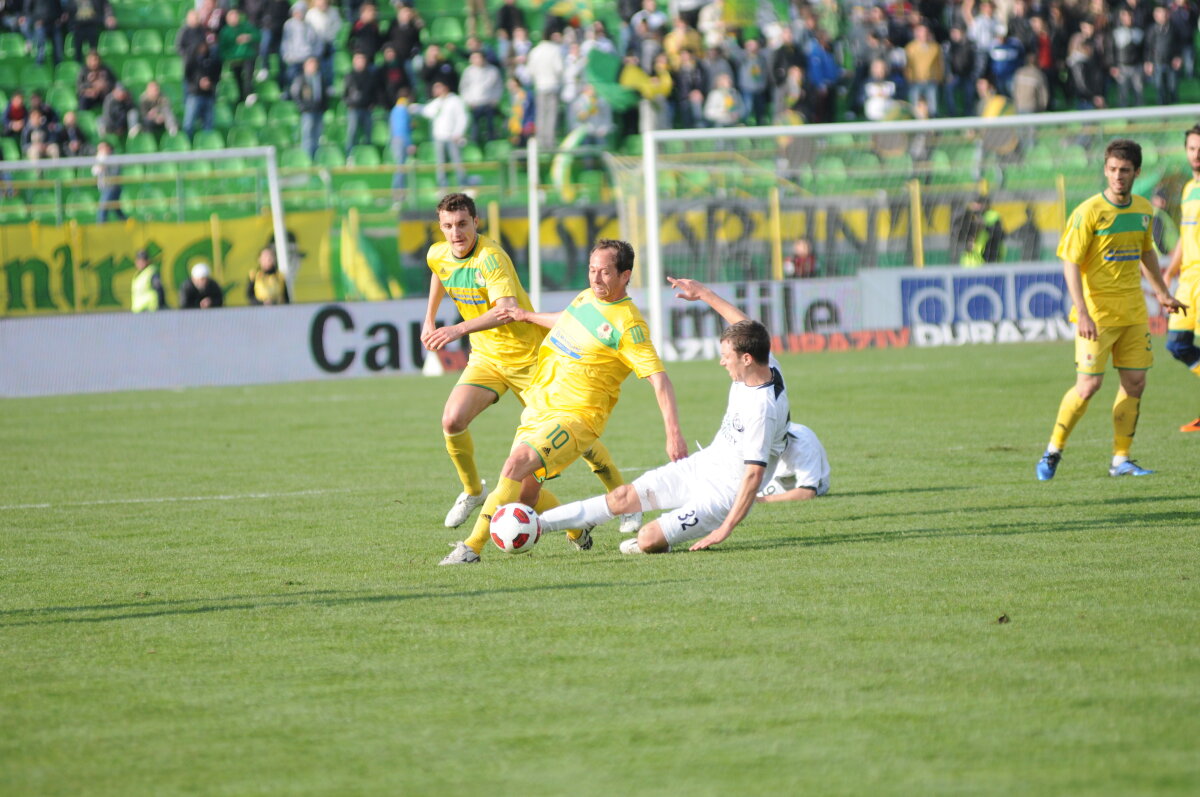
[305,0,342,86]
[281,2,321,95]
[703,72,745,128]
[526,29,565,150]
[421,80,469,187]
[459,50,504,146]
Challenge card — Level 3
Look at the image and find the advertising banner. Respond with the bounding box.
[0,211,334,316]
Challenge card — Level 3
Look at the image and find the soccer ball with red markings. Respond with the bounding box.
[489,503,542,555]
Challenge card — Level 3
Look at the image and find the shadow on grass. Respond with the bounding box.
[737,509,1198,552]
[0,579,684,627]
[827,486,967,498]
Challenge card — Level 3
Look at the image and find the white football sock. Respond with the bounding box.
[540,495,614,532]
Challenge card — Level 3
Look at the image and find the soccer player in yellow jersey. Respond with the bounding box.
[421,194,638,530]
[1036,139,1188,481]
[439,238,688,565]
[1164,124,1200,432]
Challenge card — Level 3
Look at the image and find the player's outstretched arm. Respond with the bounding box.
[691,463,766,550]
[647,371,688,461]
[756,486,818,504]
[667,276,749,326]
[494,305,563,329]
[1140,248,1189,315]
[425,296,538,350]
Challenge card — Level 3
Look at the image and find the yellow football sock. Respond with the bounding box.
[581,439,624,492]
[1050,387,1090,451]
[1112,389,1140,458]
[1191,361,1200,376]
[444,430,481,495]
[464,476,523,553]
[534,488,559,514]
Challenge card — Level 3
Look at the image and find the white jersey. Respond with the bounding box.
[692,354,791,495]
[759,423,830,497]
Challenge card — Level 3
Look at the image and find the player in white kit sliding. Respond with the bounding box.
[539,277,791,553]
[756,423,830,503]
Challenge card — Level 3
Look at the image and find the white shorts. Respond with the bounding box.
[632,457,736,547]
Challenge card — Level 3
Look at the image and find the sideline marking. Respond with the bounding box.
[0,488,352,512]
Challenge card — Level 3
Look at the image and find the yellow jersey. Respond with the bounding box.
[1057,192,1154,327]
[525,289,664,436]
[427,234,546,366]
[1178,178,1200,284]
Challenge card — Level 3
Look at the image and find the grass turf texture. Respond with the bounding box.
[1,342,1198,796]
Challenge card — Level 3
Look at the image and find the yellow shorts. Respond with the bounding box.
[513,407,599,482]
[1167,275,1200,333]
[1076,322,1153,373]
[457,356,537,406]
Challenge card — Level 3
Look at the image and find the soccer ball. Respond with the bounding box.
[489,503,542,554]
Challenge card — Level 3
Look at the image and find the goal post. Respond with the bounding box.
[2,146,293,288]
[624,104,1200,348]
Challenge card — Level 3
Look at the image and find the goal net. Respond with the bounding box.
[608,105,1200,345]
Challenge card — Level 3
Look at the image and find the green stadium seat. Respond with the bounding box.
[484,139,512,161]
[145,4,178,29]
[46,85,78,114]
[143,160,176,176]
[337,178,374,211]
[0,89,6,110]
[348,144,380,166]
[428,17,466,47]
[121,58,155,86]
[212,100,234,130]
[280,147,312,168]
[192,129,225,150]
[179,159,212,174]
[65,189,99,222]
[0,195,30,224]
[314,144,345,167]
[74,110,98,140]
[156,56,184,83]
[254,80,282,104]
[267,102,298,126]
[130,30,164,55]
[234,102,267,126]
[462,143,483,163]
[126,132,158,153]
[217,77,240,104]
[260,126,293,149]
[54,60,82,85]
[160,131,191,152]
[132,185,172,221]
[333,51,352,79]
[0,64,16,89]
[98,30,130,57]
[0,136,20,161]
[29,190,60,224]
[227,127,259,147]
[370,118,390,148]
[21,64,53,92]
[0,32,25,62]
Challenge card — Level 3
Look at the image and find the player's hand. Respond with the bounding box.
[667,276,707,302]
[1076,313,1098,341]
[689,527,730,551]
[665,432,688,462]
[1160,296,1188,315]
[424,324,464,350]
[495,306,529,323]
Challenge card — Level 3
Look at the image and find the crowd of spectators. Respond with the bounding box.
[3,0,1200,178]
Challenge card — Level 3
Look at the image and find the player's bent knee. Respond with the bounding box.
[500,445,542,481]
[637,523,670,553]
[606,484,639,514]
[1166,332,1200,364]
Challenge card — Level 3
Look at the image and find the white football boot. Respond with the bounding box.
[438,542,481,565]
[443,480,488,528]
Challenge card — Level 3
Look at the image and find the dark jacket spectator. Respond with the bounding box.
[185,44,222,97]
[495,0,525,39]
[97,82,136,138]
[343,59,376,109]
[385,5,422,62]
[55,110,90,155]
[138,81,178,137]
[769,28,806,88]
[179,263,224,309]
[421,46,459,94]
[76,51,116,112]
[175,10,209,61]
[347,2,384,60]
[66,0,115,62]
[376,45,412,107]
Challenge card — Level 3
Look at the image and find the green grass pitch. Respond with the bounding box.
[1,342,1198,795]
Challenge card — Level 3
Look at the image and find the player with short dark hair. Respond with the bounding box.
[422,198,642,534]
[1162,124,1200,431]
[538,277,791,555]
[1036,139,1187,480]
[438,239,688,564]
